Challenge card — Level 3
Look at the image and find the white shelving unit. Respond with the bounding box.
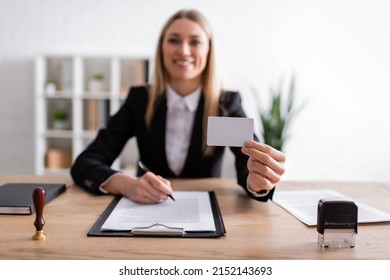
[34,55,150,175]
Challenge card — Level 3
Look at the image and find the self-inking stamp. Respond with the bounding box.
[317,197,358,248]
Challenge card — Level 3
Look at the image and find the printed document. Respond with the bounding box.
[101,191,216,231]
[273,189,390,226]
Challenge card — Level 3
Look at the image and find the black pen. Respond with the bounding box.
[138,161,175,201]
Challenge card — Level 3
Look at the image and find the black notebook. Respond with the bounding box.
[0,183,67,215]
[88,191,226,238]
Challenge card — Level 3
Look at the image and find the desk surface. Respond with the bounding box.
[1,175,390,260]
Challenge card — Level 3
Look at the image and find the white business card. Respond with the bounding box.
[207,116,254,147]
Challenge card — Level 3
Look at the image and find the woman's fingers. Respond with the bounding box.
[135,172,172,203]
[242,140,286,192]
[242,141,286,175]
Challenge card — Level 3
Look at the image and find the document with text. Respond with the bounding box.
[101,191,216,232]
[273,189,390,226]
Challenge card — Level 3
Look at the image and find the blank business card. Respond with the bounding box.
[207,116,253,147]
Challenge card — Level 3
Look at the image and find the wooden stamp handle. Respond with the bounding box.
[33,187,46,231]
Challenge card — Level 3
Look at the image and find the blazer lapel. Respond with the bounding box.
[150,95,176,177]
[180,95,205,176]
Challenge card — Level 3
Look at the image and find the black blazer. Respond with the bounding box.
[70,86,274,202]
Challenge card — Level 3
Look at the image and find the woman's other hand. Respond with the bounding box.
[102,172,173,204]
[241,140,286,193]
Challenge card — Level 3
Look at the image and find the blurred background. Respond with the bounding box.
[0,0,389,182]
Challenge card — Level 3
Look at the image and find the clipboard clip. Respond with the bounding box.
[131,223,184,236]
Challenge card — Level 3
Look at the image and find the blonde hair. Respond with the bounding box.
[145,9,221,155]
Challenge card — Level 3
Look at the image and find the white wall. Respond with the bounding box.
[1,0,389,183]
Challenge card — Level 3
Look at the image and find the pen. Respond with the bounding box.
[138,161,175,201]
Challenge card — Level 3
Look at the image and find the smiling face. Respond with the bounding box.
[162,18,210,93]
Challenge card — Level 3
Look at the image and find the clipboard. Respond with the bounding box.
[87,191,226,238]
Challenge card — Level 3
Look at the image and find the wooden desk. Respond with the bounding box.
[1,175,390,260]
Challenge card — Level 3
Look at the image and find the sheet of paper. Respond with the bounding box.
[101,191,216,232]
[207,116,253,147]
[272,189,390,226]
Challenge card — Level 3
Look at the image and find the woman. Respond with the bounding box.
[70,9,286,204]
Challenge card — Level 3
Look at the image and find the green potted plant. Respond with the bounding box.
[88,73,105,92]
[52,110,69,130]
[255,75,304,152]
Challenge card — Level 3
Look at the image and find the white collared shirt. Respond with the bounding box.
[165,85,201,175]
